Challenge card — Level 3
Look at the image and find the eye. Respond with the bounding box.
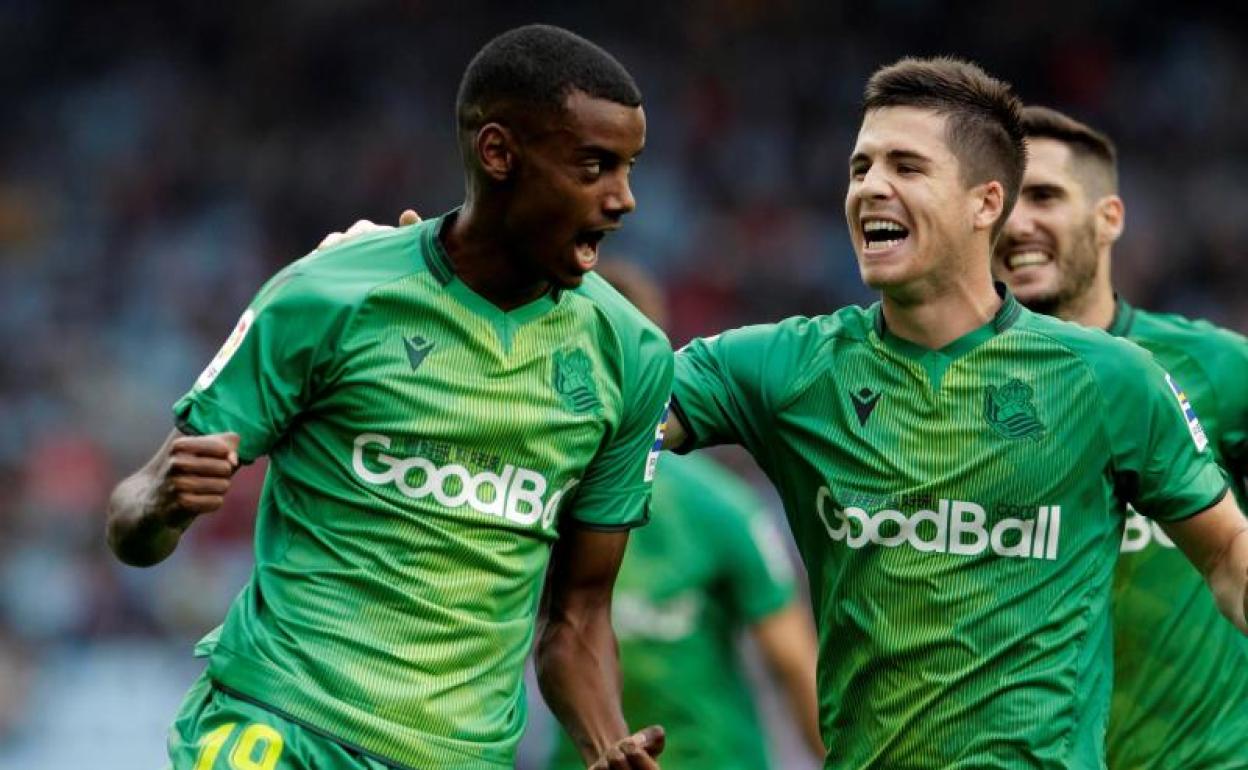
[897,164,920,175]
[850,164,868,181]
[581,160,603,180]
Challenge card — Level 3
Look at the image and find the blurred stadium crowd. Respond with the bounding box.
[2,1,1245,766]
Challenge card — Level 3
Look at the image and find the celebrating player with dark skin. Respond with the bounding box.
[995,106,1248,769]
[107,25,669,770]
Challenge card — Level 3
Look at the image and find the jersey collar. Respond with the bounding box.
[1106,295,1137,338]
[870,283,1022,390]
[420,209,561,351]
[871,282,1023,346]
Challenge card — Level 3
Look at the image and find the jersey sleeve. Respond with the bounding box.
[673,319,811,455]
[1210,330,1248,489]
[565,324,674,530]
[715,501,796,623]
[172,266,351,463]
[1098,341,1230,522]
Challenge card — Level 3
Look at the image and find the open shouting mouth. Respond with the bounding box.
[862,218,910,254]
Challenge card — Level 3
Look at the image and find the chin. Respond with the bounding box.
[1010,285,1061,313]
[858,264,914,292]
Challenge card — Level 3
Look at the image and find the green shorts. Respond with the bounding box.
[167,672,393,770]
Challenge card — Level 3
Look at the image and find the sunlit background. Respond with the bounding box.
[2,1,1246,767]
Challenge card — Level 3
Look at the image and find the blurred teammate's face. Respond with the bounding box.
[994,138,1100,315]
[846,107,998,298]
[509,90,644,289]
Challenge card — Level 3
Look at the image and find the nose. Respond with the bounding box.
[604,173,636,217]
[1003,202,1037,241]
[857,164,892,200]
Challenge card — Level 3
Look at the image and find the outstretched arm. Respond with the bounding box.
[106,429,240,567]
[1161,493,1248,634]
[536,525,664,770]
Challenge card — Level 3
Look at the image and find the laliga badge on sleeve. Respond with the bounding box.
[1165,373,1209,452]
[196,308,256,390]
[644,401,671,482]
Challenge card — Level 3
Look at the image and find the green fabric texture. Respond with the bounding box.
[1107,298,1248,770]
[170,214,673,770]
[672,291,1227,769]
[168,672,394,770]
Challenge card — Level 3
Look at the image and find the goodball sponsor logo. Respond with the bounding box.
[816,487,1061,560]
[352,433,576,528]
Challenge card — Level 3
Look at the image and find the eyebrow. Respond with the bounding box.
[576,144,644,161]
[850,148,933,167]
[1022,182,1065,196]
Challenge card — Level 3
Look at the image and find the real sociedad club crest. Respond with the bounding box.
[984,378,1045,441]
[553,348,601,415]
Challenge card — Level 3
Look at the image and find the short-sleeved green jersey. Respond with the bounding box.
[546,452,795,770]
[171,214,674,770]
[672,290,1229,769]
[1106,299,1248,769]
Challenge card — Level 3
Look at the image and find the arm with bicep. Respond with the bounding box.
[536,526,664,770]
[1160,493,1248,634]
[106,429,240,567]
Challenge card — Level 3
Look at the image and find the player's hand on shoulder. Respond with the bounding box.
[589,725,665,770]
[156,432,241,529]
[316,209,422,250]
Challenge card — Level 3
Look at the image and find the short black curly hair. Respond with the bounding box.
[456,24,641,135]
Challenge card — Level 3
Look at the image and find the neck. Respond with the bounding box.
[880,262,1001,350]
[444,197,552,311]
[1055,262,1117,331]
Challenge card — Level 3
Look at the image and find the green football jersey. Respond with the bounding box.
[171,214,674,770]
[1106,298,1248,769]
[672,290,1229,770]
[546,452,796,770]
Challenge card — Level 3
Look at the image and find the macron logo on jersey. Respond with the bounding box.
[1165,373,1209,452]
[816,488,1062,560]
[351,433,576,528]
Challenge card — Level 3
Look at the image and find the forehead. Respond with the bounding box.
[1022,137,1076,185]
[853,106,956,163]
[548,89,646,153]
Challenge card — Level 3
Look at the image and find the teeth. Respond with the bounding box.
[865,238,905,252]
[864,220,907,234]
[1008,250,1049,268]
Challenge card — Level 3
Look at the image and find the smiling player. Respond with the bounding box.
[664,58,1248,768]
[106,25,671,770]
[995,105,1248,769]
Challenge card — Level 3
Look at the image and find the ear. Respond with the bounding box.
[1094,195,1125,247]
[474,123,517,181]
[972,180,1006,234]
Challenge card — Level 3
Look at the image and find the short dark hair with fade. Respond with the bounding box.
[456,24,641,135]
[1020,105,1118,194]
[864,56,1027,240]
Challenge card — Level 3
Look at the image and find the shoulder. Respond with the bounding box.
[571,272,670,348]
[1014,309,1158,378]
[1130,307,1248,381]
[258,223,432,315]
